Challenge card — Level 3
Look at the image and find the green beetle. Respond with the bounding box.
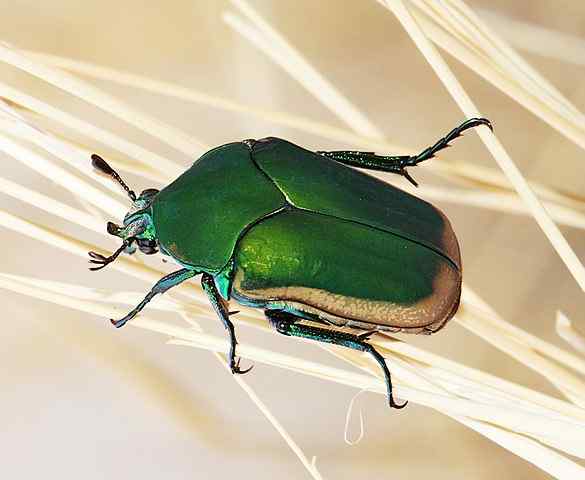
[89,117,491,409]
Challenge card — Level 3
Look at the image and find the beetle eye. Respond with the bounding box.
[140,188,159,198]
[133,188,160,209]
[137,238,158,255]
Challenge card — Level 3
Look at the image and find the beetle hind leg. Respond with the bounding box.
[410,117,492,166]
[265,310,407,409]
[317,117,491,187]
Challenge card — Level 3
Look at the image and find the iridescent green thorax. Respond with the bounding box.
[151,142,285,273]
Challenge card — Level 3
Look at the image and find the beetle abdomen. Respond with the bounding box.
[231,209,461,333]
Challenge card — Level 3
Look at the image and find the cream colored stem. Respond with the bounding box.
[0,43,204,163]
[383,0,585,291]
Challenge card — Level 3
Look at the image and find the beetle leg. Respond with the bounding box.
[201,273,253,375]
[265,310,407,409]
[317,117,491,187]
[408,117,492,165]
[111,268,197,328]
[316,149,416,182]
[88,239,133,271]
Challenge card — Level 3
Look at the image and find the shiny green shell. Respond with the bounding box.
[152,142,285,271]
[151,137,461,333]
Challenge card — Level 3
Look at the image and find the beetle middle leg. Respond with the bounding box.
[265,310,407,409]
[201,273,252,375]
[317,117,491,186]
[111,268,197,328]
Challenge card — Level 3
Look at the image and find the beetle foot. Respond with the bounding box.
[435,117,493,150]
[88,241,129,271]
[407,117,493,171]
[462,117,493,132]
[110,317,129,328]
[230,357,254,375]
[389,396,408,409]
[88,250,113,271]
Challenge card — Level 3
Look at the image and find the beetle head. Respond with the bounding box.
[120,204,159,256]
[88,155,161,270]
[121,187,161,254]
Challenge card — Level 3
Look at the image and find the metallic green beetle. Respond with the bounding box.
[89,117,491,409]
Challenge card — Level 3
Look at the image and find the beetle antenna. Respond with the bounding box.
[91,154,137,202]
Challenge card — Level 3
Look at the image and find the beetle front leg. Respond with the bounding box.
[88,237,134,271]
[201,273,252,375]
[266,310,407,409]
[317,117,492,187]
[111,268,197,328]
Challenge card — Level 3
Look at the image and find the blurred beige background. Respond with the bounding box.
[1,1,584,479]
